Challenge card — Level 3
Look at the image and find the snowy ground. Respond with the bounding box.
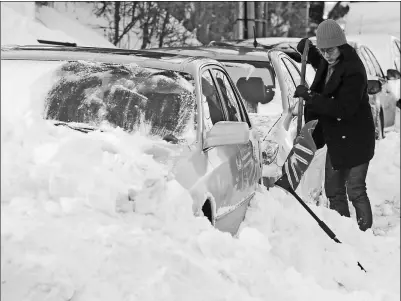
[1,59,400,301]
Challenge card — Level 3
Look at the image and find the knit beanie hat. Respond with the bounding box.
[316,19,347,48]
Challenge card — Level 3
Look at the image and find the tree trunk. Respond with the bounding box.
[113,1,121,46]
[159,10,170,48]
[255,2,263,37]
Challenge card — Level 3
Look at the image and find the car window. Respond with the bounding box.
[201,69,226,133]
[364,47,384,78]
[279,57,298,109]
[210,69,242,122]
[282,58,302,86]
[359,47,375,76]
[2,59,198,144]
[221,60,277,114]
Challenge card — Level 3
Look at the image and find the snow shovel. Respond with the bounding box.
[274,120,367,273]
[296,38,310,137]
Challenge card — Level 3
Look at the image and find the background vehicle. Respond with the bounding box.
[1,45,262,235]
[347,34,400,102]
[348,40,400,136]
[142,45,318,186]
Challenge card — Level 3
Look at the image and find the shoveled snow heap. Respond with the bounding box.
[1,62,400,300]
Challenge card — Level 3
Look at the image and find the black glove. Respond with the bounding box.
[293,85,311,100]
[296,38,310,54]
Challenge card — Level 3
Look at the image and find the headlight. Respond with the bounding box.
[262,140,279,165]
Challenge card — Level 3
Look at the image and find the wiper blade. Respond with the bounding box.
[37,39,77,47]
[53,122,99,133]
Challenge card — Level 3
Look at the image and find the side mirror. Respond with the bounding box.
[386,69,401,80]
[203,121,250,149]
[367,79,382,95]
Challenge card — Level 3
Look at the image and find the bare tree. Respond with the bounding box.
[94,1,198,49]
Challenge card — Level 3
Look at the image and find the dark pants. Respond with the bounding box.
[325,153,373,231]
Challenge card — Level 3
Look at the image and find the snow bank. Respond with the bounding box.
[344,2,400,38]
[1,3,73,46]
[1,2,115,48]
[36,5,116,48]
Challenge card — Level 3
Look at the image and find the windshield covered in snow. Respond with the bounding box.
[2,59,197,143]
[221,60,278,113]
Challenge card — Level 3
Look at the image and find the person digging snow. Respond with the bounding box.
[294,19,375,231]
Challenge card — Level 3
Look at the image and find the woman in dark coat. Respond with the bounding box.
[294,19,376,231]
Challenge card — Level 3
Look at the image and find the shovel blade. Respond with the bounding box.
[275,119,318,191]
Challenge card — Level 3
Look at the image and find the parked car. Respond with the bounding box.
[347,34,400,102]
[142,45,320,187]
[347,40,400,136]
[1,44,263,235]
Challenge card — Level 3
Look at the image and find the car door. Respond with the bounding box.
[251,51,300,186]
[211,68,261,191]
[200,67,247,234]
[276,53,308,142]
[363,46,396,127]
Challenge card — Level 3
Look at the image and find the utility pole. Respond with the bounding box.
[246,1,255,39]
[264,2,269,36]
[235,1,245,39]
[255,2,263,37]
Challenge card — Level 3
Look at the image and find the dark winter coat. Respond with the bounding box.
[297,40,375,170]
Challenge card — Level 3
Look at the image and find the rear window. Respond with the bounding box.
[2,59,197,143]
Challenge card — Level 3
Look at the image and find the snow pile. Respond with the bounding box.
[367,131,400,235]
[1,3,73,46]
[1,2,115,48]
[344,2,400,38]
[36,5,116,48]
[1,59,400,300]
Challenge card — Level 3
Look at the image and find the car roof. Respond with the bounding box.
[202,39,305,63]
[143,45,273,62]
[1,45,223,75]
[237,37,303,47]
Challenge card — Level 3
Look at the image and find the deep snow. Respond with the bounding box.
[1,56,400,301]
[1,4,400,301]
[1,2,115,48]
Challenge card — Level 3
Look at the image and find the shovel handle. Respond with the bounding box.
[296,39,310,137]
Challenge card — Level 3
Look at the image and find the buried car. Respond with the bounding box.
[1,45,263,235]
[141,45,331,187]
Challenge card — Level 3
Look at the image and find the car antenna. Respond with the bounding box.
[37,39,77,47]
[253,26,258,48]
